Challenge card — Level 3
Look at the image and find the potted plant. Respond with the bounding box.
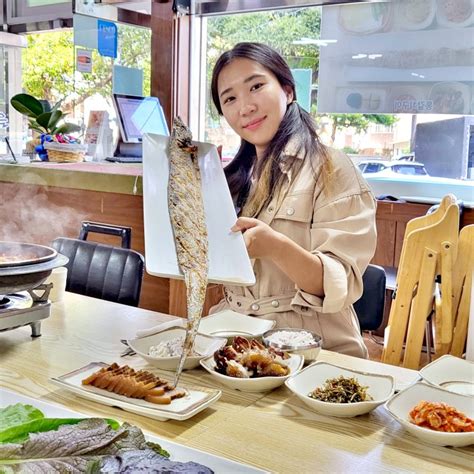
[10,93,83,161]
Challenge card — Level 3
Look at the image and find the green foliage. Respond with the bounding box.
[10,93,81,135]
[342,146,358,155]
[21,25,151,112]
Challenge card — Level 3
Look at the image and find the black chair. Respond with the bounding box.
[51,237,144,307]
[353,264,386,331]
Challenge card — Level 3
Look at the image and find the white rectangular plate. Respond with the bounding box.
[50,362,221,422]
[1,389,266,473]
[143,133,255,286]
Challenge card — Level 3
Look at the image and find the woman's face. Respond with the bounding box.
[217,58,293,158]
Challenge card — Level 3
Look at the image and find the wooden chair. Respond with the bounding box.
[382,195,460,369]
[449,225,474,357]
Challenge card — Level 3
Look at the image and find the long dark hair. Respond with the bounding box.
[211,42,330,215]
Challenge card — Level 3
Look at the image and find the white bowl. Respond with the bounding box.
[285,361,395,418]
[127,327,227,370]
[198,310,276,339]
[262,328,322,365]
[385,382,474,447]
[200,353,303,393]
[419,355,474,396]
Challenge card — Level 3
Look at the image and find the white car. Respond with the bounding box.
[358,160,429,177]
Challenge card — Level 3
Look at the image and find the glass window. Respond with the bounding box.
[199,1,473,201]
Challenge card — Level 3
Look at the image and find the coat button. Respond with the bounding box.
[267,206,274,213]
[286,208,295,216]
[251,303,260,311]
[271,300,279,308]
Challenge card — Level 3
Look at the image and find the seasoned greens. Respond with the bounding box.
[309,376,373,403]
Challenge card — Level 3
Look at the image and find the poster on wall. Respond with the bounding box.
[318,1,474,114]
[76,49,92,73]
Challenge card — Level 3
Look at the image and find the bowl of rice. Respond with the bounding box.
[262,328,322,365]
[127,327,227,370]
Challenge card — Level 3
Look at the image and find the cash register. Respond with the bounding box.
[106,93,169,163]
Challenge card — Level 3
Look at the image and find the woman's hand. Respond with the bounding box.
[232,217,324,296]
[231,217,282,259]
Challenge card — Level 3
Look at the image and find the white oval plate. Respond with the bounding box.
[200,353,303,393]
[385,382,474,447]
[285,361,394,418]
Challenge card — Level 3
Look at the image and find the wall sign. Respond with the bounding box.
[97,19,118,59]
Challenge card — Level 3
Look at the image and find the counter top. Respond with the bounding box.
[0,292,472,472]
[0,161,143,195]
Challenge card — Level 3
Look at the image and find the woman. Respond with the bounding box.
[210,42,377,358]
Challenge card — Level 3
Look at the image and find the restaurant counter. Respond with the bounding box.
[0,292,472,473]
[0,160,143,195]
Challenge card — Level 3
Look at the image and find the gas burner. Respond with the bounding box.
[0,292,33,313]
[0,297,11,310]
[0,285,51,337]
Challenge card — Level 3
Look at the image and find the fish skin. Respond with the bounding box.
[168,116,209,387]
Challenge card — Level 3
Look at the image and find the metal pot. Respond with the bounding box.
[0,242,57,267]
[0,242,68,294]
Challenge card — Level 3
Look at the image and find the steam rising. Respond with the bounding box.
[0,171,86,245]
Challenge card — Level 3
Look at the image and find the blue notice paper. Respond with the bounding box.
[113,65,143,96]
[73,14,98,50]
[98,20,118,59]
[291,69,312,113]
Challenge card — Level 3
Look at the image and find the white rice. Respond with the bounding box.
[266,330,316,347]
[148,336,185,357]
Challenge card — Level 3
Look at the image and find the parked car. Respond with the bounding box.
[358,160,429,177]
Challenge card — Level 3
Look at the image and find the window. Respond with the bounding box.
[197,1,473,206]
[392,165,428,176]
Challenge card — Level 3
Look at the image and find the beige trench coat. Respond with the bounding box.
[210,144,377,358]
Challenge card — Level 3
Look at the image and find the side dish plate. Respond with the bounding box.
[50,362,221,422]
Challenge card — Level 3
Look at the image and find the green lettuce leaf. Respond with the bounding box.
[0,404,44,432]
[0,419,212,473]
[0,404,120,444]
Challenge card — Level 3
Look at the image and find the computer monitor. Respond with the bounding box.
[112,93,169,144]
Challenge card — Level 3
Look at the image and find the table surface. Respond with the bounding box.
[0,292,472,473]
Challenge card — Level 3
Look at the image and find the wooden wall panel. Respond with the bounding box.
[169,280,224,318]
[0,181,169,313]
[373,220,396,267]
[373,201,474,269]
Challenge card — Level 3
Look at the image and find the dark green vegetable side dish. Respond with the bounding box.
[0,403,213,473]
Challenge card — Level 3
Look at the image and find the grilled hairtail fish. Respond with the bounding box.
[168,116,209,387]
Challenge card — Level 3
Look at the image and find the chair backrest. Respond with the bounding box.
[79,221,132,249]
[353,264,386,331]
[51,237,144,307]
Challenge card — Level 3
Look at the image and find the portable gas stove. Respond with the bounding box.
[0,285,53,337]
[0,242,68,337]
